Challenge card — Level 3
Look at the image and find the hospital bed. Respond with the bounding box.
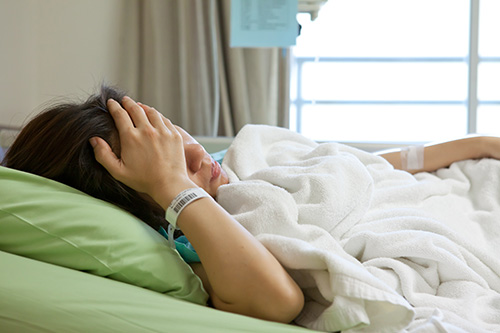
[0,125,318,332]
[1,124,500,332]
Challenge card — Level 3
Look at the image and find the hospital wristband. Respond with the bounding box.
[165,188,210,248]
[401,145,425,171]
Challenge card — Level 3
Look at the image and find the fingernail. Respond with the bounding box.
[89,137,97,148]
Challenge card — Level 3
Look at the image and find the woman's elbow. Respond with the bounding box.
[249,281,305,323]
[267,285,305,323]
[212,283,304,324]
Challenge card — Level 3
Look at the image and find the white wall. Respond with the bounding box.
[0,0,139,127]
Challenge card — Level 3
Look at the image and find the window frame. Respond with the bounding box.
[291,0,500,150]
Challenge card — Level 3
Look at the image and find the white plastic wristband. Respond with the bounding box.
[401,145,425,171]
[165,187,210,248]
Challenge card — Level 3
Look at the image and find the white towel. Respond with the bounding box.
[217,125,500,332]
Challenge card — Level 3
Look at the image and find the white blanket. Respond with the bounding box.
[216,125,500,333]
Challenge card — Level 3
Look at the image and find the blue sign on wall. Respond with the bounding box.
[230,0,298,48]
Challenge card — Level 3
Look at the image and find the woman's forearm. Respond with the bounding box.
[377,136,500,174]
[173,197,304,323]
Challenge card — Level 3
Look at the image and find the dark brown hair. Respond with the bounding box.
[2,85,168,231]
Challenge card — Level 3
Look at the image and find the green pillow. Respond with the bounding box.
[0,166,208,305]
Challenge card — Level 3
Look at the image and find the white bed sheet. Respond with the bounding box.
[217,124,500,332]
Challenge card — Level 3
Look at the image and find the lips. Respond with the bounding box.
[211,159,221,181]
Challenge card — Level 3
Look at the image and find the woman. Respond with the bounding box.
[3,85,500,323]
[2,86,303,323]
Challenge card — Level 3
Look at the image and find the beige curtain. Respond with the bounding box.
[0,0,290,133]
[133,0,290,137]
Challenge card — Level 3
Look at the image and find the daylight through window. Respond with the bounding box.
[290,0,500,144]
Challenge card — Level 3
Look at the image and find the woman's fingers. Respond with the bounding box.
[96,96,193,201]
[137,102,166,130]
[120,96,151,128]
[89,137,122,176]
[109,97,168,133]
[106,98,135,130]
[161,115,177,132]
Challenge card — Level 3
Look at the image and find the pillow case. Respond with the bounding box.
[0,166,207,305]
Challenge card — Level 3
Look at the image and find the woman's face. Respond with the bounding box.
[175,126,229,197]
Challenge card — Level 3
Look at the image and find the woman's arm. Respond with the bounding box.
[169,192,304,323]
[89,97,304,323]
[376,136,500,174]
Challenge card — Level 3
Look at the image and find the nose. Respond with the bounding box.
[184,143,206,174]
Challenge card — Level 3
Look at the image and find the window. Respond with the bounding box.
[290,0,500,144]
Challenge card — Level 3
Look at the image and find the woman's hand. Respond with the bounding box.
[89,96,196,208]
